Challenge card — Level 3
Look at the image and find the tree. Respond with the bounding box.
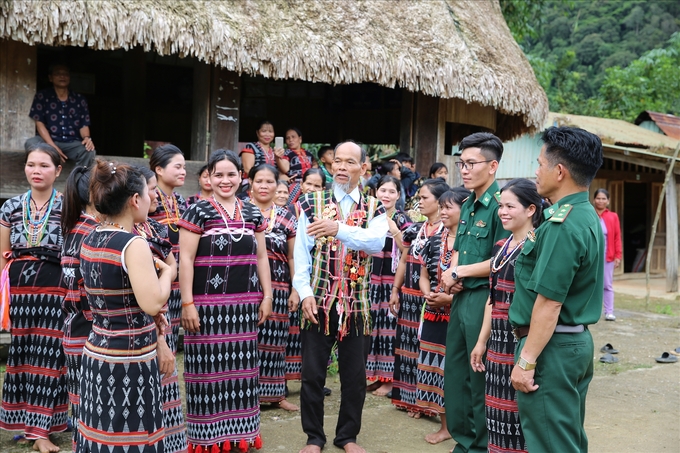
[598,32,680,121]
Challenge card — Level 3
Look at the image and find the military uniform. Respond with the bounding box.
[445,181,510,453]
[509,191,604,452]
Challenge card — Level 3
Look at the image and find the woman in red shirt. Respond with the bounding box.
[593,189,622,321]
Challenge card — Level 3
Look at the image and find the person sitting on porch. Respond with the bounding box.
[25,64,96,168]
[240,120,289,184]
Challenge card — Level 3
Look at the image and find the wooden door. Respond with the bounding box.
[650,182,666,273]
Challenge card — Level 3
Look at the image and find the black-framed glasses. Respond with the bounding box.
[454,160,494,171]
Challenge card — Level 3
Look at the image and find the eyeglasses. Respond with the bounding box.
[454,160,494,171]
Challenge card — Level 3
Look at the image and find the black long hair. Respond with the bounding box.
[61,166,92,233]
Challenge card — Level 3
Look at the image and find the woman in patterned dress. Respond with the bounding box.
[389,179,449,418]
[285,167,326,383]
[60,165,99,449]
[470,178,543,453]
[179,149,273,452]
[283,128,316,204]
[135,166,187,453]
[77,160,175,453]
[149,145,187,360]
[0,144,67,453]
[186,164,213,206]
[240,120,289,183]
[249,164,300,411]
[418,187,469,444]
[365,176,411,397]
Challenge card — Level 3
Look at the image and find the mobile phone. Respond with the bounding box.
[275,136,284,149]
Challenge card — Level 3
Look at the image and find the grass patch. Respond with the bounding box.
[615,294,680,317]
[595,361,654,376]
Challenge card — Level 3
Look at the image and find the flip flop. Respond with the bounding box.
[655,352,678,363]
[599,353,618,364]
[668,347,680,357]
[600,343,619,354]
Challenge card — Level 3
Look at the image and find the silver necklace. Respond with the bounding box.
[212,196,246,243]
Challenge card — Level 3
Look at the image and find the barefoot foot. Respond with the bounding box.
[407,410,422,419]
[342,442,366,453]
[366,381,382,392]
[276,399,300,411]
[299,445,322,453]
[425,427,452,444]
[372,382,392,396]
[33,438,60,453]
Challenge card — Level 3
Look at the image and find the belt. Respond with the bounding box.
[512,324,586,340]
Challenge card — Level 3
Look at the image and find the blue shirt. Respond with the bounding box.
[29,87,91,142]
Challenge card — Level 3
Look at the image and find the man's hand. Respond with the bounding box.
[307,217,339,239]
[82,137,95,152]
[301,296,318,325]
[511,365,539,393]
[54,146,68,162]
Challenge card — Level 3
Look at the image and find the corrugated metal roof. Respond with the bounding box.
[548,112,679,156]
[634,111,680,140]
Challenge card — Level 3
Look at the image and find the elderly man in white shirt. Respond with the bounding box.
[293,141,387,453]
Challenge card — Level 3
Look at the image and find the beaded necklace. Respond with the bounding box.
[100,221,128,232]
[256,142,275,165]
[22,189,57,247]
[491,233,529,273]
[157,187,180,233]
[212,196,245,242]
[134,220,160,240]
[260,204,277,234]
[412,219,443,260]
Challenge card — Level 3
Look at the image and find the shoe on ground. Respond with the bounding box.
[599,353,618,364]
[600,343,619,354]
[605,313,616,321]
[655,352,678,363]
[323,387,332,397]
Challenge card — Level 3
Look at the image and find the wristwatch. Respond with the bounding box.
[451,266,459,280]
[517,356,536,371]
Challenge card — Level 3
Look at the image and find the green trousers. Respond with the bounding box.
[444,287,487,453]
[515,329,594,453]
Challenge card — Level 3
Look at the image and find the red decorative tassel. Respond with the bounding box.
[222,441,232,452]
[211,444,220,453]
[188,444,195,453]
[196,446,204,453]
[254,435,263,449]
[238,439,248,452]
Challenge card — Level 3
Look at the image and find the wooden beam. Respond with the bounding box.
[413,93,439,176]
[399,89,413,156]
[0,40,36,151]
[190,61,211,161]
[444,98,496,131]
[666,175,678,292]
[604,150,680,175]
[209,68,241,153]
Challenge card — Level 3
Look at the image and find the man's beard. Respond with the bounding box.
[333,180,352,193]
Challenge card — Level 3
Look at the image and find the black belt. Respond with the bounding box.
[512,324,586,340]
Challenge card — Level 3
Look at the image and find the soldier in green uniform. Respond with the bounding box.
[441,132,510,453]
[509,126,604,452]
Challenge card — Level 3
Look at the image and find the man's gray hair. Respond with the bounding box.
[334,140,366,164]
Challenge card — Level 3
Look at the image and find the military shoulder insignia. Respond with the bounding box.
[475,220,487,228]
[527,230,536,242]
[494,191,501,203]
[548,204,573,223]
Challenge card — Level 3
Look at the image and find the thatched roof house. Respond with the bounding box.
[1,0,547,174]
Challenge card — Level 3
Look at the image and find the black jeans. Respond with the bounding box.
[300,306,371,448]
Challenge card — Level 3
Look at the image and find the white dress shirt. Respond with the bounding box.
[292,186,388,301]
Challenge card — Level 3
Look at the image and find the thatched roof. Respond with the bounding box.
[0,0,548,139]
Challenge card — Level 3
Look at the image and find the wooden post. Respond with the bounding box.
[399,90,413,156]
[0,40,37,151]
[646,143,680,305]
[413,93,439,176]
[666,174,678,292]
[190,61,211,161]
[209,68,241,153]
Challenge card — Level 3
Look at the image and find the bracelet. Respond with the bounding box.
[83,136,91,140]
[181,301,194,307]
[262,296,273,301]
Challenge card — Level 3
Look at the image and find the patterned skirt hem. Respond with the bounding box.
[187,433,262,450]
[367,376,393,383]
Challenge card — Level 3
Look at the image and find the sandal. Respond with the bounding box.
[599,353,618,364]
[600,343,619,354]
[655,352,678,363]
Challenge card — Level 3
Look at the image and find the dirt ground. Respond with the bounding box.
[1,292,678,452]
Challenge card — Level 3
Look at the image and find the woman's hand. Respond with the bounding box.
[274,147,286,158]
[470,341,487,373]
[614,258,621,268]
[259,296,273,325]
[389,290,400,317]
[288,289,300,313]
[181,302,200,333]
[424,292,453,308]
[155,258,176,281]
[156,336,174,378]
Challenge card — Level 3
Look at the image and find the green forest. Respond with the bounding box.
[500,0,680,121]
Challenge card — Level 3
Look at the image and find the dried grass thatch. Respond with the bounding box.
[0,0,548,139]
